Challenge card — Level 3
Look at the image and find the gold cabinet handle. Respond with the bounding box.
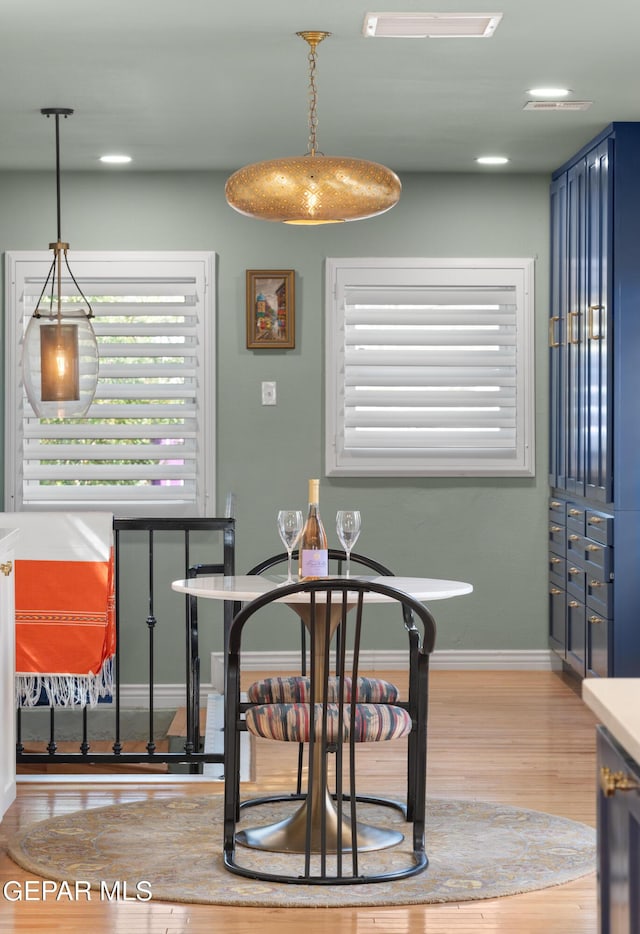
[550,525,563,533]
[588,516,603,525]
[549,315,561,348]
[588,615,604,625]
[550,500,563,509]
[0,561,12,577]
[550,556,562,564]
[569,508,582,516]
[600,766,639,797]
[568,566,581,576]
[586,544,602,553]
[569,311,581,344]
[568,600,580,608]
[549,587,562,596]
[588,304,604,341]
[589,579,603,588]
[568,534,580,542]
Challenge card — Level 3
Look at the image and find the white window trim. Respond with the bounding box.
[4,250,216,516]
[325,257,535,478]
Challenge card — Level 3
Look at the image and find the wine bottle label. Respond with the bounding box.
[301,549,328,577]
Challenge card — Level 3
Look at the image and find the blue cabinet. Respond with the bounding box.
[597,726,640,934]
[549,123,640,678]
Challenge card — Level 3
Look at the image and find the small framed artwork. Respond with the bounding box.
[246,269,295,349]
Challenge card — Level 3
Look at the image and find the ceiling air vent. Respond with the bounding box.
[363,12,503,38]
[523,101,593,111]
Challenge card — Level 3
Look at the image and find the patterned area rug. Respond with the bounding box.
[7,795,596,908]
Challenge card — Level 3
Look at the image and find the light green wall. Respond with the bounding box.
[0,169,550,672]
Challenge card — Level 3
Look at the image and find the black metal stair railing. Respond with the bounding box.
[16,517,235,770]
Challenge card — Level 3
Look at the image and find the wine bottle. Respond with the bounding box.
[299,478,329,579]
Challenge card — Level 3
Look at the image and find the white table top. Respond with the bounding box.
[171,574,473,603]
[582,678,640,764]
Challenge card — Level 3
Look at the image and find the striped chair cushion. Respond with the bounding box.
[245,702,412,743]
[246,675,400,705]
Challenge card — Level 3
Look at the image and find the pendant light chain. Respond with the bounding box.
[297,31,330,158]
[307,43,319,157]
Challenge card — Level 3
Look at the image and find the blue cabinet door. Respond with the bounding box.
[566,159,587,497]
[597,726,640,934]
[549,175,567,489]
[585,139,613,503]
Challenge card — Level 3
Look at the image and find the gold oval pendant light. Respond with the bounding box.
[225,31,401,224]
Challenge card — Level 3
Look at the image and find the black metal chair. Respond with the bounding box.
[223,577,436,884]
[245,549,404,795]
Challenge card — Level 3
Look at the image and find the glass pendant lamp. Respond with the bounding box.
[23,108,99,418]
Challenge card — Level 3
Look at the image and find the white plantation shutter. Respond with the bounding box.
[326,258,535,477]
[5,252,215,515]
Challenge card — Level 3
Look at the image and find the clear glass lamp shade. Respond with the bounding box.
[23,311,99,418]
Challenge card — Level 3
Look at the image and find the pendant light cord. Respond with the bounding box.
[54,112,62,242]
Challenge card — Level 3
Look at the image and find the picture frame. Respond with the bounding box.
[246,269,295,349]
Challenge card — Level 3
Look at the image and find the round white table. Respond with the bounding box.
[171,574,473,853]
[171,574,473,603]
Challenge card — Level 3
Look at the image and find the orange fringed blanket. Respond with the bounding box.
[1,512,115,707]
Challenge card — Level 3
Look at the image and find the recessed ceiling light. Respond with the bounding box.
[99,154,132,165]
[527,87,571,98]
[476,156,510,165]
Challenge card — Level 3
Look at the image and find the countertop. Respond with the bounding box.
[582,678,640,763]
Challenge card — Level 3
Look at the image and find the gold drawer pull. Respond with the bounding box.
[568,534,580,541]
[586,544,602,553]
[600,766,639,797]
[0,561,12,577]
[550,525,563,533]
[568,566,581,576]
[550,500,563,509]
[549,316,561,348]
[569,508,582,516]
[589,580,603,588]
[550,556,562,564]
[550,587,562,596]
[589,516,603,525]
[568,600,580,608]
[588,615,604,625]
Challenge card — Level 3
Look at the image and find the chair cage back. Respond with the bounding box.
[223,577,436,884]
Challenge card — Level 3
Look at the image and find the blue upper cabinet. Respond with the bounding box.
[549,123,640,678]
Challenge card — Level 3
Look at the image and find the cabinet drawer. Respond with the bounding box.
[549,585,566,656]
[585,510,613,546]
[566,563,586,602]
[587,577,614,619]
[566,533,613,578]
[549,498,566,526]
[549,521,566,553]
[549,551,565,587]
[566,598,586,678]
[566,504,586,536]
[587,612,610,678]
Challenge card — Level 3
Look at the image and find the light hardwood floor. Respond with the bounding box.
[0,670,599,933]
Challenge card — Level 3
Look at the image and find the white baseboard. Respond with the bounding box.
[114,649,560,709]
[209,649,561,679]
[118,683,216,709]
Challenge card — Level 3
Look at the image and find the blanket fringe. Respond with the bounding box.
[16,656,114,708]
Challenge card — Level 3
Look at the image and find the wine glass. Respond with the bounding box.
[336,510,361,577]
[277,510,304,583]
